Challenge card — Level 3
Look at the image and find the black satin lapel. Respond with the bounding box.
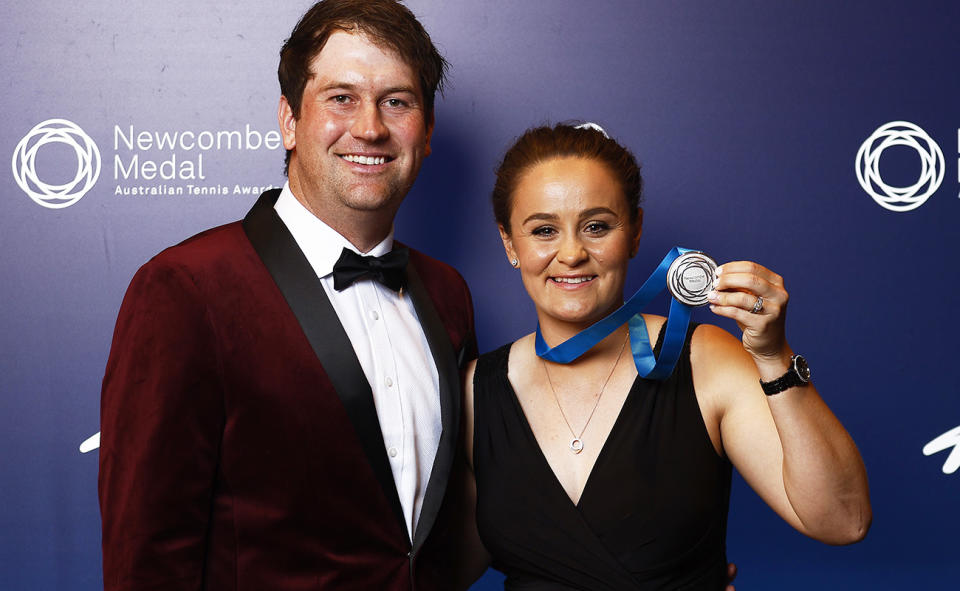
[404,264,461,553]
[241,190,407,537]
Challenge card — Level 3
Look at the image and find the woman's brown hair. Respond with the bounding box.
[492,123,643,234]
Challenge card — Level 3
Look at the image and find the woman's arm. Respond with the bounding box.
[697,261,871,545]
[454,360,493,585]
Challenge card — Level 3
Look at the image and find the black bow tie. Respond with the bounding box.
[332,247,409,292]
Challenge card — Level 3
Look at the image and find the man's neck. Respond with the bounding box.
[308,206,392,254]
[287,182,396,254]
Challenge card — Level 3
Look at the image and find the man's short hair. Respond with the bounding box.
[278,0,449,174]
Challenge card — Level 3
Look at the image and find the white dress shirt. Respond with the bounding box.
[274,183,441,540]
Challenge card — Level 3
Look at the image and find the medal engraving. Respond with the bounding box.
[666,251,717,306]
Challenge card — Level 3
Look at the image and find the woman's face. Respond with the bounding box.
[501,157,641,333]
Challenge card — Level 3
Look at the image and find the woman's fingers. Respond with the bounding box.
[708,289,772,315]
[708,260,789,358]
[717,260,783,288]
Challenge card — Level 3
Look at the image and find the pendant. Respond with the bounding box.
[570,438,584,454]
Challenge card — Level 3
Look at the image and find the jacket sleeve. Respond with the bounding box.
[456,275,479,369]
[99,257,224,591]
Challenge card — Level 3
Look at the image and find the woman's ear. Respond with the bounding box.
[630,209,643,257]
[499,225,518,267]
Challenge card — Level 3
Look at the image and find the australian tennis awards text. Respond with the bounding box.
[113,125,282,181]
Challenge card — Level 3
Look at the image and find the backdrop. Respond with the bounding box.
[2,1,957,589]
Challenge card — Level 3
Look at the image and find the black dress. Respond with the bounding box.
[472,325,732,590]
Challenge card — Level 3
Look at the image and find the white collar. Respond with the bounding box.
[273,182,395,279]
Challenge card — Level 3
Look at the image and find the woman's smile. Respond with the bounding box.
[548,274,598,289]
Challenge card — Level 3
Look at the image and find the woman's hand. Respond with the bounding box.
[707,260,789,363]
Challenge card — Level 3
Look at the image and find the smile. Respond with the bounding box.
[550,275,597,285]
[340,154,389,165]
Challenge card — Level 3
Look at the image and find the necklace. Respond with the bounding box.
[541,331,628,454]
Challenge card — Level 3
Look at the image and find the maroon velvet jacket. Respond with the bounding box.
[99,190,477,590]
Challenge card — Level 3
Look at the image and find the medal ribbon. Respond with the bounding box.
[535,246,698,380]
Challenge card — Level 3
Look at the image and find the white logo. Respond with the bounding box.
[923,425,960,474]
[12,118,101,209]
[855,121,944,212]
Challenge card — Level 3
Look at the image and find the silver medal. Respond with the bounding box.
[666,251,717,306]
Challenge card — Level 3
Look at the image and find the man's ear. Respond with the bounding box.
[424,109,435,157]
[278,96,297,150]
[499,225,517,267]
[630,209,643,257]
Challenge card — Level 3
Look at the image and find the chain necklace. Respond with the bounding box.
[541,332,629,454]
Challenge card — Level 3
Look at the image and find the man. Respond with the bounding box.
[99,1,477,589]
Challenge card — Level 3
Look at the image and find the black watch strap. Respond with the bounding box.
[760,354,810,396]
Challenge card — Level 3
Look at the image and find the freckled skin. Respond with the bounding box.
[499,157,641,343]
[277,31,433,251]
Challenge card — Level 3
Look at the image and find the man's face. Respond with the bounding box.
[279,31,433,224]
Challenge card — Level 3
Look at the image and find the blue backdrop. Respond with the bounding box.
[2,1,957,589]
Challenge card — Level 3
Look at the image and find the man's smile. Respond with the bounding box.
[339,153,392,166]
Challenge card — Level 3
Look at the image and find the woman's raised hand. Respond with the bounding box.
[707,260,789,362]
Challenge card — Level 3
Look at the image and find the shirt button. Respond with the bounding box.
[388,447,398,458]
[385,376,394,387]
[369,310,379,321]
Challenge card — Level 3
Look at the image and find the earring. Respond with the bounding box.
[511,258,519,268]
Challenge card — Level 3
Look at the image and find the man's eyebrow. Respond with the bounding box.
[315,82,359,94]
[382,85,419,95]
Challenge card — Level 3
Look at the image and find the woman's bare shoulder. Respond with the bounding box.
[690,322,763,410]
[690,323,753,371]
[640,313,667,335]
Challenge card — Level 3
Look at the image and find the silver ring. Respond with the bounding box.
[750,295,764,314]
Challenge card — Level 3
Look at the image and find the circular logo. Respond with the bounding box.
[855,121,943,212]
[12,118,101,209]
[667,251,717,307]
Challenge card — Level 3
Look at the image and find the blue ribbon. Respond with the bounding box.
[535,246,698,380]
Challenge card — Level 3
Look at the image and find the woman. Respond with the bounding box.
[464,123,871,590]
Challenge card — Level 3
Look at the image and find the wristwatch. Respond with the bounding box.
[760,354,811,396]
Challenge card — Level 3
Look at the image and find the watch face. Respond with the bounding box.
[794,355,811,382]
